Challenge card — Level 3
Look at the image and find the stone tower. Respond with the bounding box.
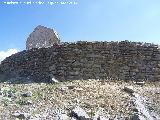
[26,25,60,50]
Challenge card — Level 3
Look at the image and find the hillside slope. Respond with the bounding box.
[0,79,159,120]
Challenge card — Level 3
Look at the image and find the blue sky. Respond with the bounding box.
[0,0,160,52]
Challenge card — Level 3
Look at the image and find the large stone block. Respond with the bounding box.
[26,25,60,50]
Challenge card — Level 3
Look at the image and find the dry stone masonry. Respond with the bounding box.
[26,25,60,50]
[0,40,160,83]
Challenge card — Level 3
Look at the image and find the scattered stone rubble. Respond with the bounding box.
[0,40,160,83]
[12,111,31,119]
[124,86,160,120]
[26,25,60,50]
[0,80,159,119]
[71,106,90,119]
[22,91,33,97]
[123,86,134,94]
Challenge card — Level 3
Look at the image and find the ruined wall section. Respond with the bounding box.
[26,25,60,50]
[0,41,160,82]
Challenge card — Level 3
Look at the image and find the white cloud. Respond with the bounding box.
[0,49,18,63]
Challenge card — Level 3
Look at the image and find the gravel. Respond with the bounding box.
[0,79,159,120]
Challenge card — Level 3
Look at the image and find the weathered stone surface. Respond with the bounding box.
[22,91,32,97]
[93,108,110,120]
[67,85,75,89]
[12,111,31,119]
[7,91,15,98]
[71,106,90,120]
[56,113,70,120]
[123,86,134,94]
[0,90,2,96]
[51,77,59,83]
[26,25,60,50]
[134,81,145,86]
[131,114,140,120]
[0,40,160,83]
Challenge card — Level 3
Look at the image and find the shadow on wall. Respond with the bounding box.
[0,41,160,84]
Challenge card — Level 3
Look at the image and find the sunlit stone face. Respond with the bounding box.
[26,25,60,50]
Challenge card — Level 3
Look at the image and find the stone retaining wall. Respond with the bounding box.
[0,40,160,82]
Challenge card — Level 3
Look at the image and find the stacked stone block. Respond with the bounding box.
[0,41,160,82]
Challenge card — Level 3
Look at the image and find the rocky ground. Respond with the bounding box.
[0,79,160,120]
